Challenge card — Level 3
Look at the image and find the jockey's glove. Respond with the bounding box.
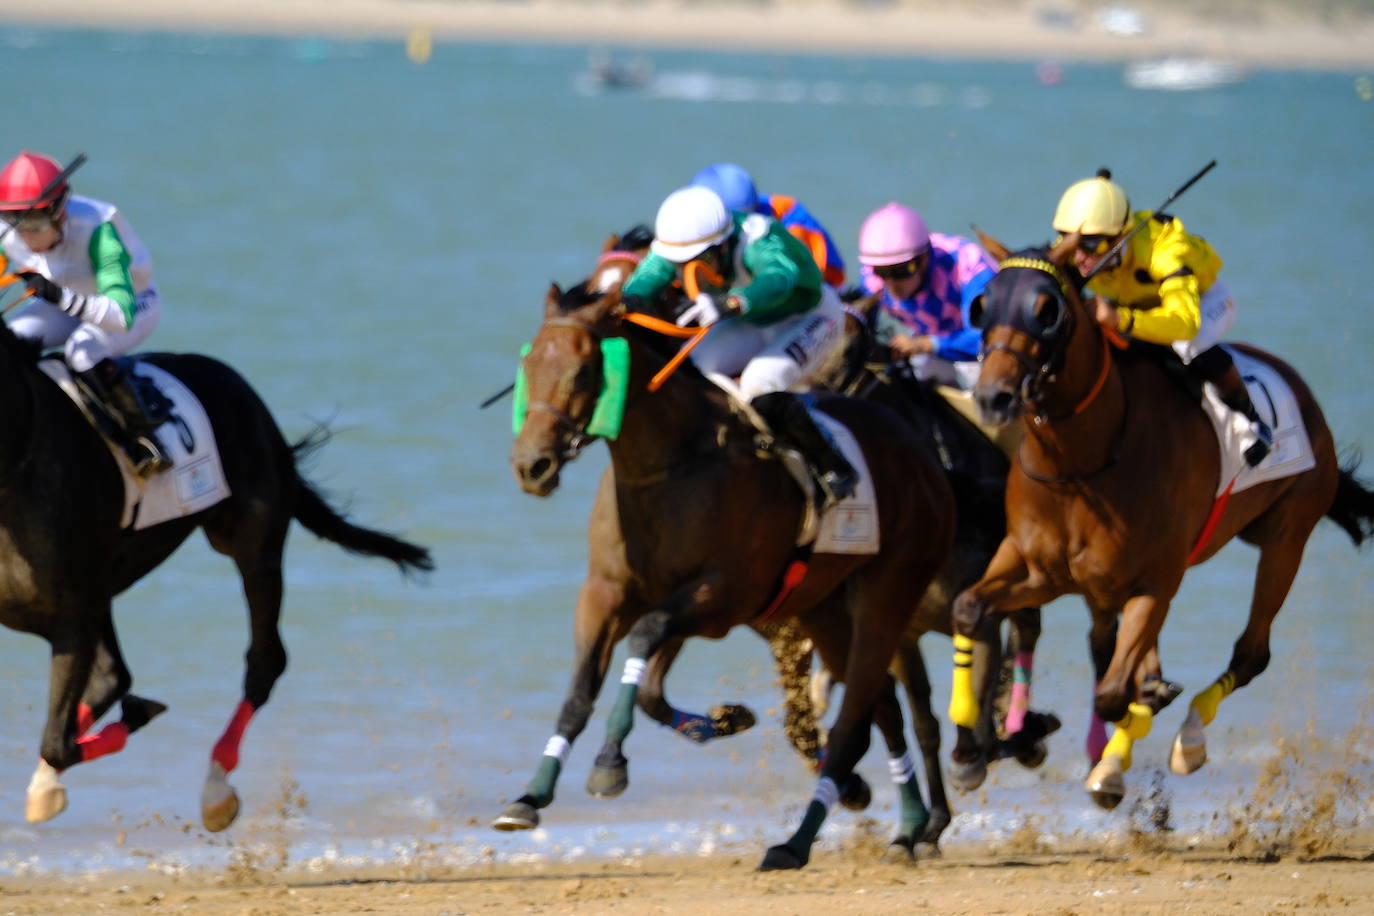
[16,269,62,304]
[676,292,742,328]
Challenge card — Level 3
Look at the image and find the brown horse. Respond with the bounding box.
[498,281,956,869]
[948,235,1374,808]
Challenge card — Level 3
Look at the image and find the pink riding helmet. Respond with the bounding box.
[857,202,930,266]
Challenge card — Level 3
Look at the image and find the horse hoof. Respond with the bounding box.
[914,841,943,860]
[1016,740,1049,769]
[708,704,757,738]
[1170,709,1208,775]
[882,841,916,864]
[585,763,628,799]
[838,773,872,811]
[491,801,540,831]
[1086,754,1125,810]
[758,843,806,871]
[948,758,987,793]
[25,761,67,824]
[201,761,240,832]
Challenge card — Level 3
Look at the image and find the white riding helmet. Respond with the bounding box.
[1052,169,1131,236]
[650,186,732,263]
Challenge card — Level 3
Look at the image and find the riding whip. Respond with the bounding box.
[1082,159,1217,283]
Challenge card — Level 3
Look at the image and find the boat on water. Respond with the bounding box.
[1124,56,1244,91]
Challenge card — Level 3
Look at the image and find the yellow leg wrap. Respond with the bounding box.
[949,634,979,729]
[1102,702,1153,771]
[1188,672,1235,727]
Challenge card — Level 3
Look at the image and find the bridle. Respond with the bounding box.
[523,314,610,462]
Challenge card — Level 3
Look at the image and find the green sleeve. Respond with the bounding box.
[87,221,136,327]
[622,251,679,301]
[733,222,820,324]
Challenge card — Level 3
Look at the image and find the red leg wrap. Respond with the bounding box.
[77,722,129,762]
[212,700,256,773]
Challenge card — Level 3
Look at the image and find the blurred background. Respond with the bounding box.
[0,4,1369,874]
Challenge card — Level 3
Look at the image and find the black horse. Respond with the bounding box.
[0,322,432,830]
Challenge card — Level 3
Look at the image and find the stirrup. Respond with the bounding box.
[816,469,857,510]
[129,435,172,477]
[1242,421,1273,468]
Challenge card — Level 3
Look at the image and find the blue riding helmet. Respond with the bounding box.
[689,162,760,214]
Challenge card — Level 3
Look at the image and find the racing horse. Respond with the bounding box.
[948,234,1374,808]
[500,281,956,869]
[0,319,433,829]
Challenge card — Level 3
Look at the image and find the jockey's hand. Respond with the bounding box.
[16,270,62,304]
[676,292,731,328]
[890,334,935,357]
[1092,296,1120,329]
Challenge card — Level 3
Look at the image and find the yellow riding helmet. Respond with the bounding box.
[1052,169,1130,236]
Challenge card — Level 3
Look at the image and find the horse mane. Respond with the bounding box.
[0,317,43,366]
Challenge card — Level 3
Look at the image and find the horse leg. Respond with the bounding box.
[1084,612,1118,764]
[1085,593,1169,810]
[949,538,1058,729]
[197,545,288,833]
[866,676,929,862]
[890,639,951,852]
[948,611,1003,792]
[1171,538,1305,775]
[637,637,756,744]
[27,621,98,824]
[999,608,1061,768]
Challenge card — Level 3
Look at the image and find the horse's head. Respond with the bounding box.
[588,224,653,297]
[968,232,1089,425]
[511,281,627,497]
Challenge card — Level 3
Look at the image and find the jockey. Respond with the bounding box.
[1054,168,1273,466]
[622,185,856,507]
[858,202,996,391]
[0,151,169,474]
[689,163,847,288]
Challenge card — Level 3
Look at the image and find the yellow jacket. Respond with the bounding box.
[1085,210,1222,344]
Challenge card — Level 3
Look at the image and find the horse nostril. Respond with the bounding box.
[990,390,1015,416]
[527,456,553,483]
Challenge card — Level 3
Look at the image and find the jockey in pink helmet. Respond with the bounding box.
[857,202,995,389]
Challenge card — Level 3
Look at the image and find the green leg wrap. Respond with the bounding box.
[524,755,562,808]
[605,682,639,745]
[896,776,930,838]
[787,798,830,855]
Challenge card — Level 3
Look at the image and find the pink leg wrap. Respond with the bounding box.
[1086,712,1109,763]
[1004,652,1034,735]
[76,704,96,737]
[212,700,256,772]
[77,722,129,762]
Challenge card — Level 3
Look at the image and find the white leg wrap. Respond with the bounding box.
[887,752,916,784]
[620,657,647,686]
[542,735,571,764]
[812,776,839,813]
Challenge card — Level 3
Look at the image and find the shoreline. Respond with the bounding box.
[0,0,1371,71]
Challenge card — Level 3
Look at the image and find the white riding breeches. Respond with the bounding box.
[1171,280,1235,364]
[9,287,161,373]
[689,285,844,401]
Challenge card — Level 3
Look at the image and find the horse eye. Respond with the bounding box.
[1035,296,1061,333]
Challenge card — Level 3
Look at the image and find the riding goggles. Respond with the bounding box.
[873,253,928,281]
[1077,234,1117,256]
[0,208,57,232]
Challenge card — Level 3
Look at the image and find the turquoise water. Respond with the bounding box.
[0,26,1371,873]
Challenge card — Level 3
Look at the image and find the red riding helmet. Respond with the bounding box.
[0,151,71,213]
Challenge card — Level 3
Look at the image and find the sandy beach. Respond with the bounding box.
[0,0,1371,70]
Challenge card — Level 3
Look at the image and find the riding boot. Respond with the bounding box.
[1211,363,1273,467]
[77,358,173,476]
[752,391,858,511]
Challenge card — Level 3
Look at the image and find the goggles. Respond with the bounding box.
[873,252,928,281]
[1077,234,1117,256]
[0,208,57,233]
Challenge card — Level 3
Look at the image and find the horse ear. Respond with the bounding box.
[601,234,619,254]
[971,224,1011,263]
[544,282,562,316]
[1049,232,1079,265]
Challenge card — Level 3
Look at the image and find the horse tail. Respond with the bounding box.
[1326,452,1374,547]
[289,427,435,576]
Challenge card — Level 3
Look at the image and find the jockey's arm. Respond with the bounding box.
[731,226,813,325]
[621,251,678,302]
[69,221,137,333]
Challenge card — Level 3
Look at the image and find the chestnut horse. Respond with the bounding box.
[948,236,1374,808]
[0,321,433,829]
[499,281,955,869]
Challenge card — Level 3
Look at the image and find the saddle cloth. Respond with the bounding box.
[1200,346,1316,497]
[38,359,231,530]
[703,372,880,556]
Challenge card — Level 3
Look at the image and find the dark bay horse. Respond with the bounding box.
[500,282,956,869]
[0,322,433,829]
[949,235,1374,808]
